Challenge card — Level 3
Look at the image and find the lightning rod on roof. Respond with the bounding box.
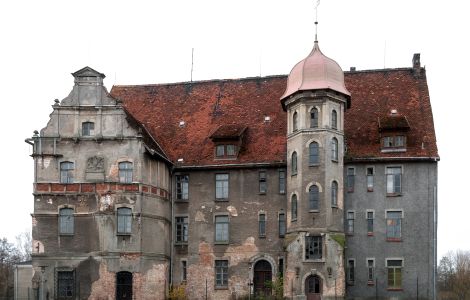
[314,0,320,42]
[191,48,194,82]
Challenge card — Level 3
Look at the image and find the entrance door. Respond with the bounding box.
[305,275,321,300]
[253,260,272,297]
[116,272,133,300]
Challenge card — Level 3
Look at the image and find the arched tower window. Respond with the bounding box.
[293,112,298,132]
[310,108,319,128]
[309,142,319,165]
[331,181,338,207]
[291,195,297,220]
[331,138,338,161]
[309,185,319,210]
[331,110,337,129]
[291,152,298,175]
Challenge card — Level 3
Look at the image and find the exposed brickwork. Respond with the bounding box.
[89,263,116,300]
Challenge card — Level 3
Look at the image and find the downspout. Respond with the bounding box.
[169,166,174,290]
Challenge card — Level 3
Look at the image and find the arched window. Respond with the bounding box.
[119,162,133,183]
[293,112,298,132]
[331,138,338,161]
[117,207,132,234]
[331,181,338,207]
[331,110,337,129]
[310,108,318,128]
[309,142,319,165]
[291,195,297,220]
[60,161,74,183]
[116,272,133,299]
[309,185,319,210]
[59,208,74,234]
[292,152,298,175]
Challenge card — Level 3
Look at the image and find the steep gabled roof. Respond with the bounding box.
[110,67,438,166]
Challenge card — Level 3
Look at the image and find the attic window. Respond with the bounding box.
[210,124,246,160]
[215,144,238,158]
[383,136,406,149]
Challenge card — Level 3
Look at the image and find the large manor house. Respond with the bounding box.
[26,28,438,299]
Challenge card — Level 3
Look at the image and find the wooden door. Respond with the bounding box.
[305,275,321,300]
[253,260,272,297]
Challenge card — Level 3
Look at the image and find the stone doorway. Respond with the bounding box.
[305,275,321,300]
[116,271,133,300]
[253,260,272,297]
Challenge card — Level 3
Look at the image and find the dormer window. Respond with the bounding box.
[383,136,405,148]
[378,113,410,152]
[215,144,238,158]
[82,122,94,136]
[209,124,246,160]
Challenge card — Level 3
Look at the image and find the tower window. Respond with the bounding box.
[309,185,319,210]
[309,142,319,165]
[331,138,338,161]
[293,111,298,132]
[291,152,298,175]
[331,110,337,129]
[305,236,322,260]
[331,181,338,207]
[310,108,319,128]
[291,195,297,221]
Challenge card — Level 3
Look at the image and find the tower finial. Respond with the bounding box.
[314,0,320,42]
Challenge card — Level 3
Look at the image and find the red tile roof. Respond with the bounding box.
[110,67,438,166]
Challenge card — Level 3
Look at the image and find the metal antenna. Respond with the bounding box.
[314,0,320,42]
[191,48,194,82]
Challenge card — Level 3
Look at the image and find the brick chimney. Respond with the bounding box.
[412,53,421,76]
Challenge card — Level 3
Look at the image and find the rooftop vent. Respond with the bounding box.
[350,67,356,71]
[177,158,184,163]
[390,109,398,115]
[179,120,185,128]
[264,116,271,123]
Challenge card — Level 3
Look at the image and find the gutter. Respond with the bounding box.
[174,161,287,170]
[345,156,440,163]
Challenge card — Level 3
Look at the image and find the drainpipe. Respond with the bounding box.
[169,167,174,289]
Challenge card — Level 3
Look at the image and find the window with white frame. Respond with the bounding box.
[176,175,189,200]
[386,166,402,195]
[60,161,74,184]
[366,167,374,192]
[386,211,402,240]
[215,174,229,200]
[346,211,354,234]
[117,207,132,234]
[387,259,403,289]
[119,162,133,183]
[347,167,355,192]
[215,215,229,243]
[59,208,74,235]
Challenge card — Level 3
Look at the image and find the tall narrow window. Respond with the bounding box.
[59,208,74,235]
[259,171,267,193]
[215,174,229,200]
[331,110,337,129]
[81,121,94,136]
[279,170,286,194]
[309,185,319,210]
[293,111,298,132]
[175,216,188,243]
[215,260,228,288]
[291,152,298,175]
[279,258,284,277]
[346,167,355,192]
[305,236,322,260]
[259,213,266,237]
[386,211,402,241]
[367,211,374,235]
[387,259,403,289]
[346,211,354,234]
[60,161,74,184]
[367,259,375,283]
[278,213,286,237]
[386,167,402,194]
[309,142,319,165]
[291,195,297,220]
[331,181,338,207]
[366,167,374,192]
[57,271,74,299]
[119,162,133,183]
[117,207,132,234]
[182,261,187,282]
[331,138,338,161]
[176,175,189,200]
[215,216,229,243]
[310,108,318,128]
[216,145,225,157]
[347,259,355,284]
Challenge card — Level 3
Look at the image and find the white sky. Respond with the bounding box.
[0,0,468,259]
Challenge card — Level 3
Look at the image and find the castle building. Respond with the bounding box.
[26,37,438,299]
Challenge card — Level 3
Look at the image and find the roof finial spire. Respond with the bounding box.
[314,0,320,42]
